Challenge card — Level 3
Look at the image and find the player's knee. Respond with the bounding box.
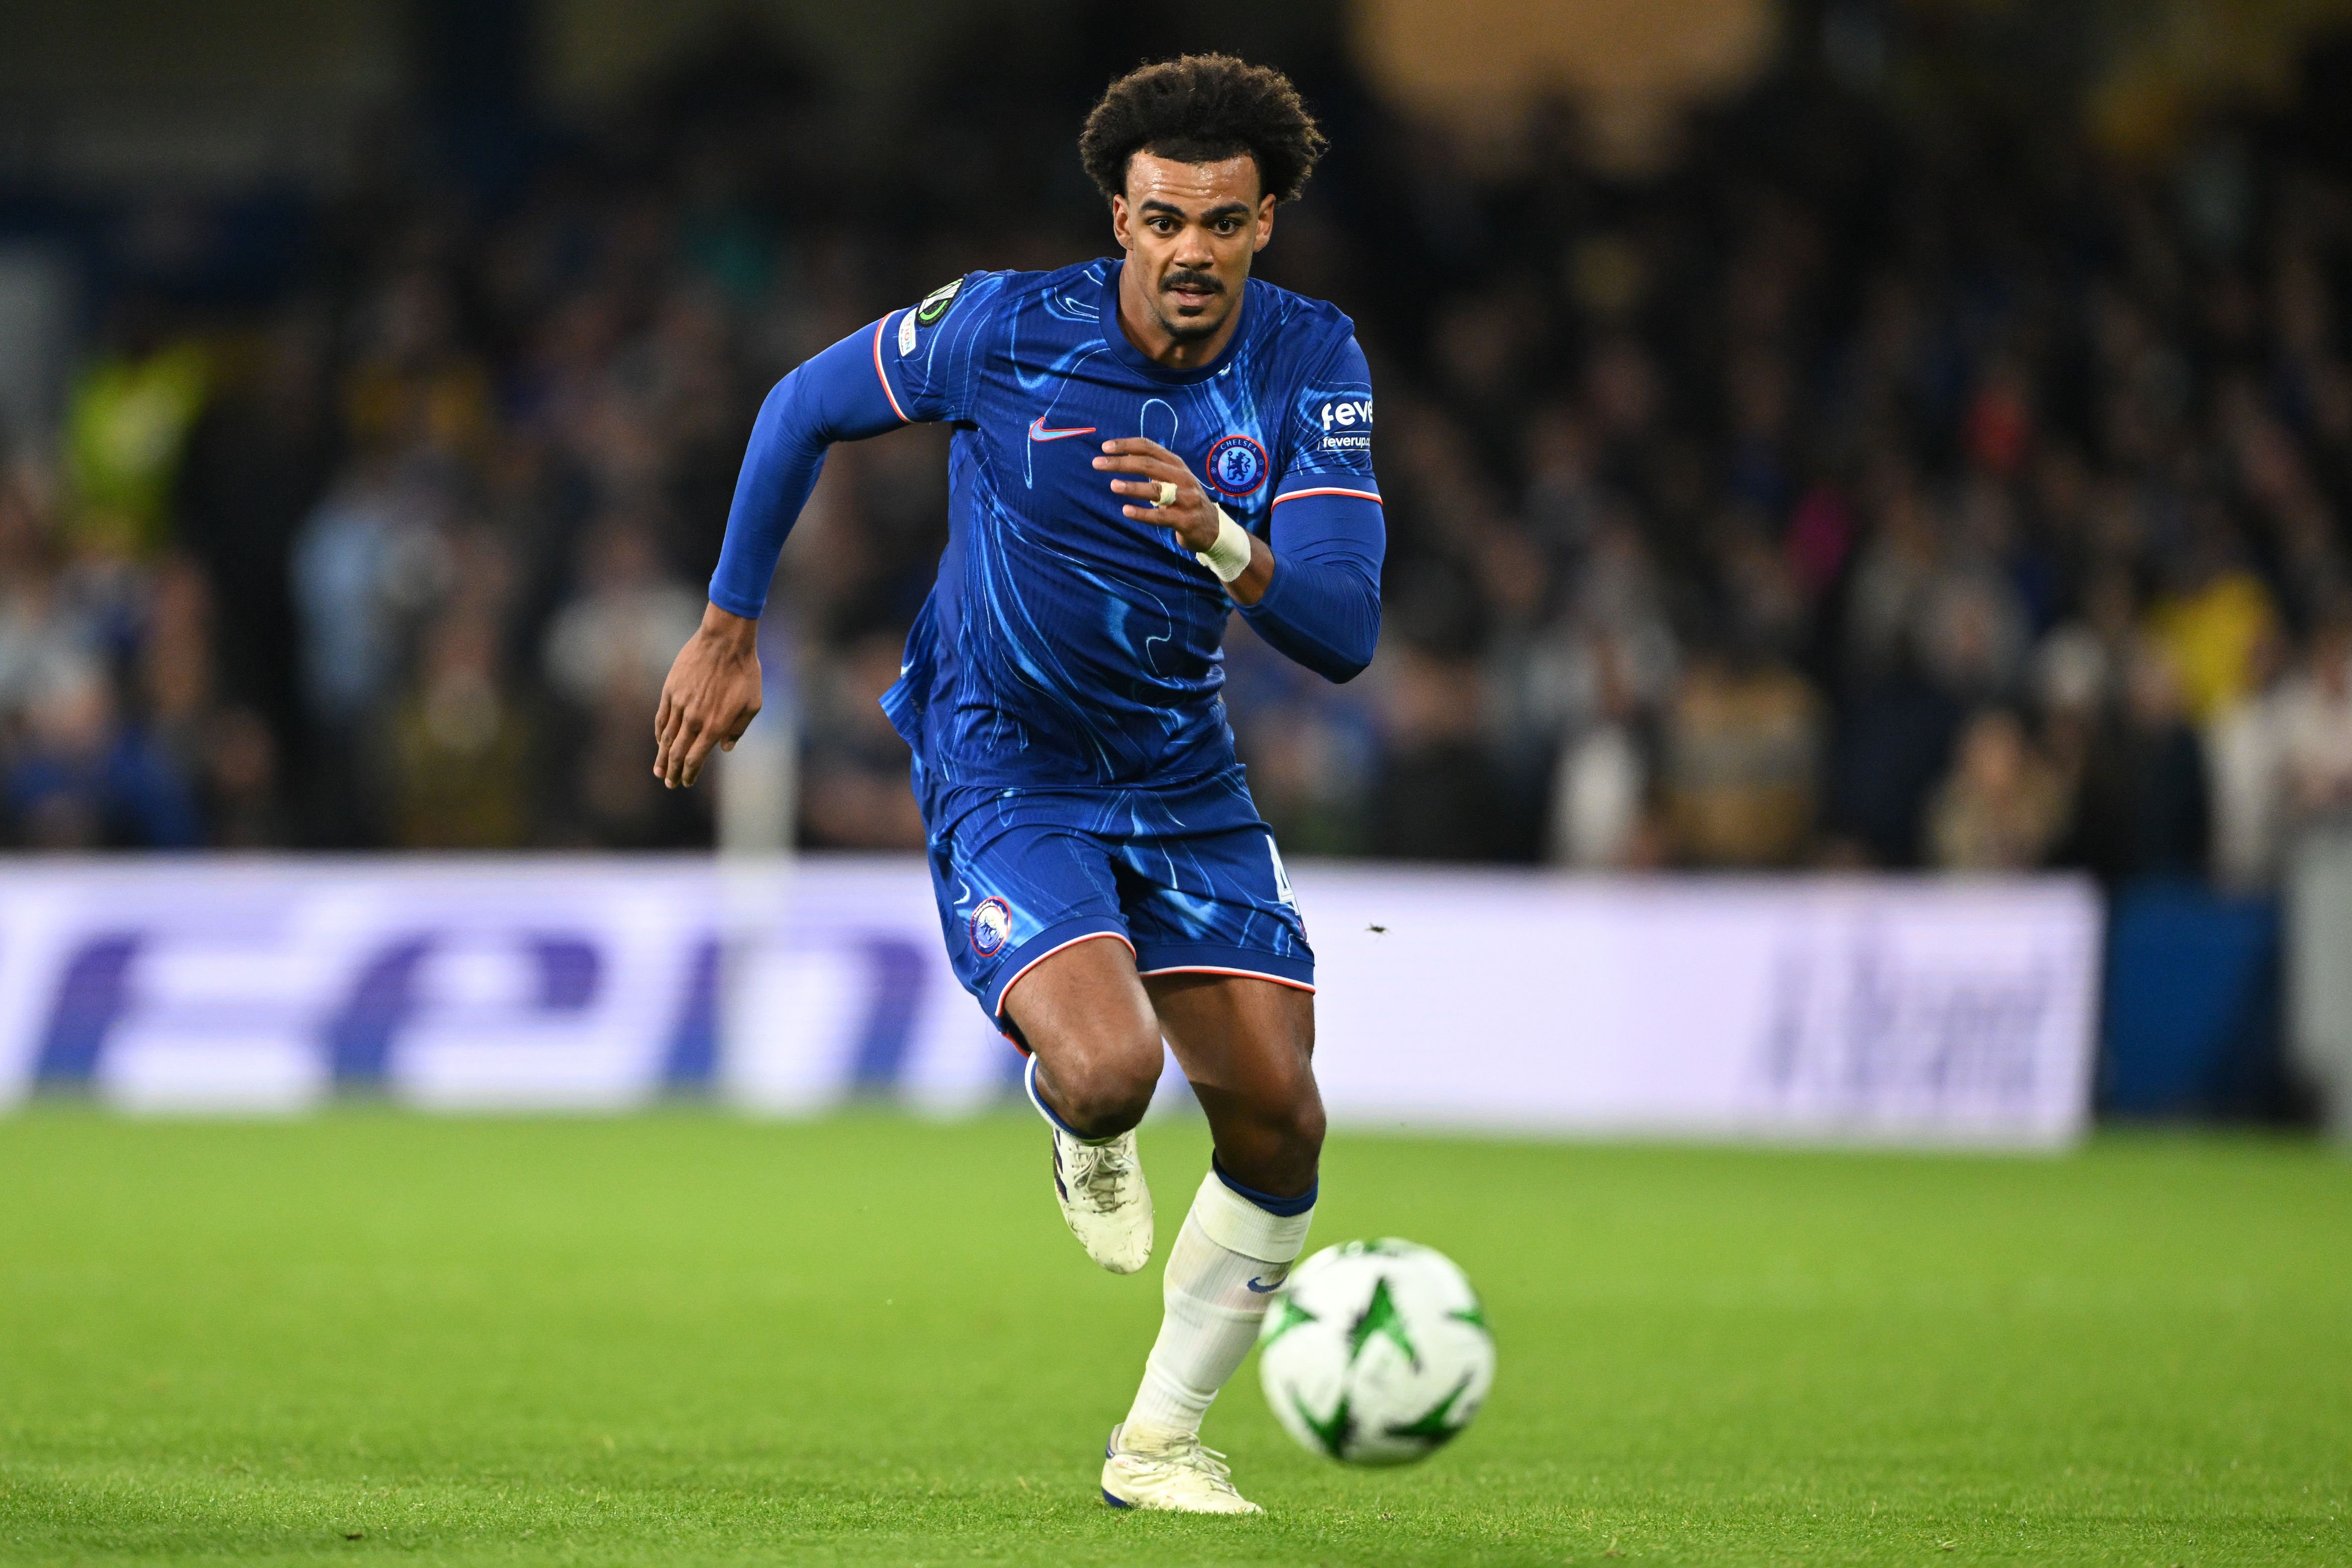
[1241,1069,1324,1169]
[1275,1089,1326,1165]
[1059,1073,1156,1136]
[1048,1034,1161,1135]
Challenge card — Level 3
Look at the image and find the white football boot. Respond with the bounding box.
[1100,1423,1262,1514]
[1028,1056,1154,1273]
[1048,1118,1154,1273]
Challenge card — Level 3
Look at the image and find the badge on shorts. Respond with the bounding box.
[1205,432,1268,499]
[969,896,1013,957]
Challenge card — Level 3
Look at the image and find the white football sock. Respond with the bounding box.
[1122,1169,1315,1442]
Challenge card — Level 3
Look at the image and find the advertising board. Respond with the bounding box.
[0,857,2099,1144]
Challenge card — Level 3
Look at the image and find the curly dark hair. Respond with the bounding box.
[1078,54,1326,204]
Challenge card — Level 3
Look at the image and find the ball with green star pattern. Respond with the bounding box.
[1256,1238,1494,1466]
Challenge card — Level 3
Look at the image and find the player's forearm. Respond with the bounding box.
[1241,488,1385,680]
[1240,554,1381,681]
[708,327,906,619]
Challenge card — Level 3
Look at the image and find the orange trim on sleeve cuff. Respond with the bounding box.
[1272,486,1382,506]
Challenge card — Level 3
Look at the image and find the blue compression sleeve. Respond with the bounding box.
[1239,493,1385,682]
[708,324,906,619]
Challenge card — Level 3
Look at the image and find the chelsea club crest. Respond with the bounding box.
[1204,433,1268,499]
[969,897,1013,957]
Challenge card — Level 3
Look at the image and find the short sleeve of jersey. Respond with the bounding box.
[1277,332,1379,494]
[875,271,1006,425]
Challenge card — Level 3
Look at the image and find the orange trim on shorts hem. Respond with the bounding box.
[992,930,1136,1017]
[1133,963,1317,993]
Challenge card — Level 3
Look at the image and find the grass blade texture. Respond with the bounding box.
[2,1111,2346,1565]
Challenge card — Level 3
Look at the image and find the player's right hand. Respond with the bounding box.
[653,604,763,790]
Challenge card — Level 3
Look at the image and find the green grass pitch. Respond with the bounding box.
[2,1111,2346,1565]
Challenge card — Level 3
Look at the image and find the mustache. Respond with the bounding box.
[1160,269,1226,296]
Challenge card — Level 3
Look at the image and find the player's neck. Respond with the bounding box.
[1114,264,1244,371]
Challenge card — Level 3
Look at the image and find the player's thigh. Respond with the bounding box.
[1145,971,1320,1127]
[1003,931,1162,1091]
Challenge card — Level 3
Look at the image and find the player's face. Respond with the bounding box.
[1110,152,1275,345]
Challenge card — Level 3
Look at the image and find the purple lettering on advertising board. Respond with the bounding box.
[327,934,607,1089]
[663,937,721,1090]
[848,937,929,1092]
[31,934,141,1088]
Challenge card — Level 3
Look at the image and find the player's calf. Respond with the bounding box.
[1149,972,1325,1199]
[1201,1070,1324,1201]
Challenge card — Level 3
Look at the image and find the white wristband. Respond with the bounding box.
[1194,506,1253,583]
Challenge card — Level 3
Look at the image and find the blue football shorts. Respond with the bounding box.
[914,762,1315,1037]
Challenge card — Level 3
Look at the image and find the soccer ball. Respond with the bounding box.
[1257,1238,1494,1466]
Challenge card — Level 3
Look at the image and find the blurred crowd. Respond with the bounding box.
[3,27,2350,880]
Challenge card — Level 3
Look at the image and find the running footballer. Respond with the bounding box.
[653,54,1383,1513]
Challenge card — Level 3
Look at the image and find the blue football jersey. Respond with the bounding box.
[870,259,1381,793]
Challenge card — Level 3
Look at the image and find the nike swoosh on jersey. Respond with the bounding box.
[1027,415,1099,442]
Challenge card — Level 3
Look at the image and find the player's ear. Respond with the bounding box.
[1253,193,1276,253]
[1110,193,1134,252]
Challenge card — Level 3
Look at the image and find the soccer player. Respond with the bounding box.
[653,54,1382,1513]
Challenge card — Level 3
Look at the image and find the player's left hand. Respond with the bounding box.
[1095,438,1218,553]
